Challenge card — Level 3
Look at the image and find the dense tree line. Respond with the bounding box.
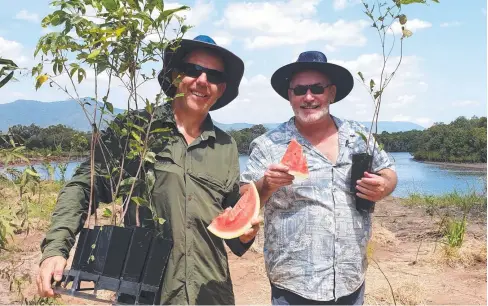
[376,116,486,163]
[228,125,268,154]
[0,124,90,153]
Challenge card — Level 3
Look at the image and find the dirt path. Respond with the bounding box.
[1,197,486,305]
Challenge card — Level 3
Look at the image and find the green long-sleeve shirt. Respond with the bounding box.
[40,102,253,304]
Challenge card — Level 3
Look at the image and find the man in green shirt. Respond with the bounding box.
[37,35,260,304]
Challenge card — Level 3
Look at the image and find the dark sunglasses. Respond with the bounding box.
[289,84,333,96]
[177,63,226,84]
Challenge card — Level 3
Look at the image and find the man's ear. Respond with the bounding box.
[330,85,337,102]
[217,82,227,97]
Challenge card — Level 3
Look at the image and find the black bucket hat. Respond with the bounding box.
[271,51,353,103]
[158,35,244,111]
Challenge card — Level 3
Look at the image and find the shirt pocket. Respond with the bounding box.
[188,171,227,209]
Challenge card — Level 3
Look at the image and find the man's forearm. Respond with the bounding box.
[254,178,276,208]
[378,168,398,197]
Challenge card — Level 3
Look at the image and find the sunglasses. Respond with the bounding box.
[289,84,333,96]
[177,63,226,84]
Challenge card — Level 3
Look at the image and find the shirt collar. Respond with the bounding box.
[153,102,216,141]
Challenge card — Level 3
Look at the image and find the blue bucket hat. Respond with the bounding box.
[271,51,353,103]
[158,35,244,111]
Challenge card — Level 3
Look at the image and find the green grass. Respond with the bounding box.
[402,190,486,248]
[402,190,486,215]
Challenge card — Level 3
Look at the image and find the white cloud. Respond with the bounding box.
[330,53,428,122]
[388,94,416,109]
[440,21,462,28]
[212,31,233,46]
[219,0,368,50]
[212,73,294,124]
[333,0,361,10]
[390,19,432,35]
[415,117,432,127]
[0,36,29,64]
[15,10,40,23]
[452,100,480,107]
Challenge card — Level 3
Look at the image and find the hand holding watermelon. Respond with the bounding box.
[238,215,263,244]
[262,163,295,194]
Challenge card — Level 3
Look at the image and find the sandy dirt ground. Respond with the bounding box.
[0,196,486,305]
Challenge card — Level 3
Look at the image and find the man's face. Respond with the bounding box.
[174,49,226,115]
[288,70,336,125]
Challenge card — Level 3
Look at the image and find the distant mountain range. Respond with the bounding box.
[0,99,425,133]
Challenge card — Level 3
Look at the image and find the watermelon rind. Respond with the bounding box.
[207,181,260,240]
[288,170,309,180]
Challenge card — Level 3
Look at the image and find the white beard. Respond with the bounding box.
[294,105,329,123]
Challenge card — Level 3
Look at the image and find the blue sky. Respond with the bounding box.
[0,0,486,127]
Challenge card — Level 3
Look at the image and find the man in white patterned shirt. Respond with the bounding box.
[240,51,398,305]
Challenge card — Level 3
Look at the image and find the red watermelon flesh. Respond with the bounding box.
[280,138,309,179]
[207,181,260,239]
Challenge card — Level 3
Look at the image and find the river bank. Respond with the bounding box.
[0,155,87,168]
[419,161,487,172]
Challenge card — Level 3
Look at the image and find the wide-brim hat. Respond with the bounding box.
[158,35,244,111]
[271,51,353,103]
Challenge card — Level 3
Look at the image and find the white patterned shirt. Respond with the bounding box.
[240,116,395,301]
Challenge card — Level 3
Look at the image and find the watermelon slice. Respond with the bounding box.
[280,138,309,179]
[207,181,261,239]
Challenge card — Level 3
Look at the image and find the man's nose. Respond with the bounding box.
[196,72,208,85]
[304,89,315,101]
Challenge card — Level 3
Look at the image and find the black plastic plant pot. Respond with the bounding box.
[121,227,154,282]
[55,227,173,305]
[93,225,133,277]
[116,233,173,304]
[75,227,100,274]
[351,153,375,213]
[140,234,173,288]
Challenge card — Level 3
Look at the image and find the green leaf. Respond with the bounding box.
[89,255,95,262]
[25,168,40,178]
[373,90,381,100]
[131,196,149,207]
[120,177,137,187]
[357,71,365,83]
[127,0,141,11]
[161,5,189,21]
[0,71,14,89]
[91,244,96,249]
[402,28,413,38]
[114,27,126,37]
[144,151,156,164]
[158,218,165,225]
[369,79,375,92]
[78,68,86,83]
[102,208,112,217]
[356,131,368,144]
[131,131,142,144]
[398,14,407,25]
[35,74,49,90]
[400,0,427,4]
[87,49,101,59]
[104,101,114,114]
[150,127,170,134]
[102,0,119,12]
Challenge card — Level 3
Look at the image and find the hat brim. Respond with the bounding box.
[270,62,354,103]
[158,39,244,111]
